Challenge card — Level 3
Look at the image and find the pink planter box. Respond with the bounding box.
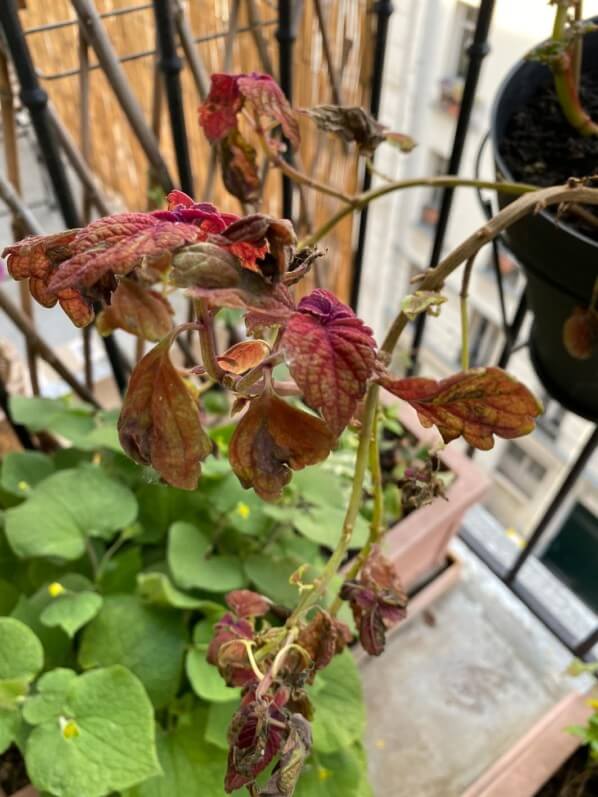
[381,400,491,591]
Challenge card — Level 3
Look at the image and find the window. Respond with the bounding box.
[455,3,478,80]
[537,396,566,440]
[497,442,547,498]
[420,152,448,228]
[439,3,478,115]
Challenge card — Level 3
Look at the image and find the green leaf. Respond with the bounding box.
[40,592,103,638]
[294,505,369,550]
[186,620,240,703]
[135,483,208,543]
[168,522,246,593]
[243,554,310,607]
[0,617,44,701]
[205,700,237,750]
[1,452,55,496]
[122,707,227,797]
[22,668,78,725]
[0,707,25,754]
[5,465,138,560]
[295,745,372,797]
[11,590,72,672]
[25,665,160,797]
[0,577,19,615]
[97,546,142,594]
[137,571,223,611]
[308,651,365,754]
[78,595,187,708]
[291,466,345,508]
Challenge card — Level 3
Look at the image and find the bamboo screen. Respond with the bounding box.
[18,0,374,298]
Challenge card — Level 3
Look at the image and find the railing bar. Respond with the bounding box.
[152,0,194,196]
[173,0,209,100]
[497,292,527,368]
[349,0,394,310]
[574,626,598,658]
[277,0,298,220]
[23,3,154,35]
[313,0,343,105]
[35,20,279,81]
[246,0,274,76]
[505,426,598,584]
[407,0,496,371]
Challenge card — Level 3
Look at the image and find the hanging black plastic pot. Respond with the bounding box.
[491,24,598,423]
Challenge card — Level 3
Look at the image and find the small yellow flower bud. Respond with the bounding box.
[17,480,29,492]
[236,501,250,520]
[587,698,598,711]
[60,717,80,739]
[48,582,65,598]
[318,768,332,782]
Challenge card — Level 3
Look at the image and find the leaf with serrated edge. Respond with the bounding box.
[282,289,377,436]
[378,367,543,450]
[229,393,335,501]
[96,279,174,341]
[118,333,212,490]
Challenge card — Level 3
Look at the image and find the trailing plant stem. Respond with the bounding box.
[459,255,476,371]
[195,299,225,381]
[297,176,536,250]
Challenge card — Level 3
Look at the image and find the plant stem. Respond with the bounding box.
[297,176,536,250]
[551,2,598,135]
[195,299,225,381]
[459,255,476,371]
[329,409,383,615]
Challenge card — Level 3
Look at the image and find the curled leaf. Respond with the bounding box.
[118,333,212,489]
[96,278,174,341]
[295,611,352,680]
[340,547,407,656]
[300,104,414,155]
[198,73,244,142]
[237,73,300,149]
[258,713,312,797]
[229,393,334,501]
[217,340,271,374]
[219,129,260,204]
[207,612,257,688]
[226,590,272,618]
[563,306,598,360]
[378,367,543,450]
[401,290,447,321]
[281,289,377,437]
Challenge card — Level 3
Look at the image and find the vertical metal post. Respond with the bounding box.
[0,0,80,228]
[152,0,194,196]
[574,625,598,658]
[497,292,527,369]
[349,0,394,310]
[505,426,598,584]
[277,0,296,219]
[408,0,496,373]
[0,374,36,450]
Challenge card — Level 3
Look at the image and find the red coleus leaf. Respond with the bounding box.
[300,104,414,155]
[3,229,79,280]
[340,547,407,656]
[95,278,174,341]
[259,713,312,797]
[226,590,272,618]
[117,332,212,489]
[226,688,290,793]
[563,306,598,360]
[198,73,244,142]
[378,367,543,451]
[295,610,352,680]
[217,340,271,374]
[207,612,257,688]
[281,289,377,437]
[49,220,202,293]
[229,393,335,501]
[237,73,300,148]
[199,72,300,150]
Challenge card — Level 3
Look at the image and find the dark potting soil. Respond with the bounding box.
[0,746,29,795]
[535,746,598,796]
[500,74,598,242]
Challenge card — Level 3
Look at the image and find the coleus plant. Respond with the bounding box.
[3,71,546,796]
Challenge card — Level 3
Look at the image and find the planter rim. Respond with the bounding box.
[490,18,598,252]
